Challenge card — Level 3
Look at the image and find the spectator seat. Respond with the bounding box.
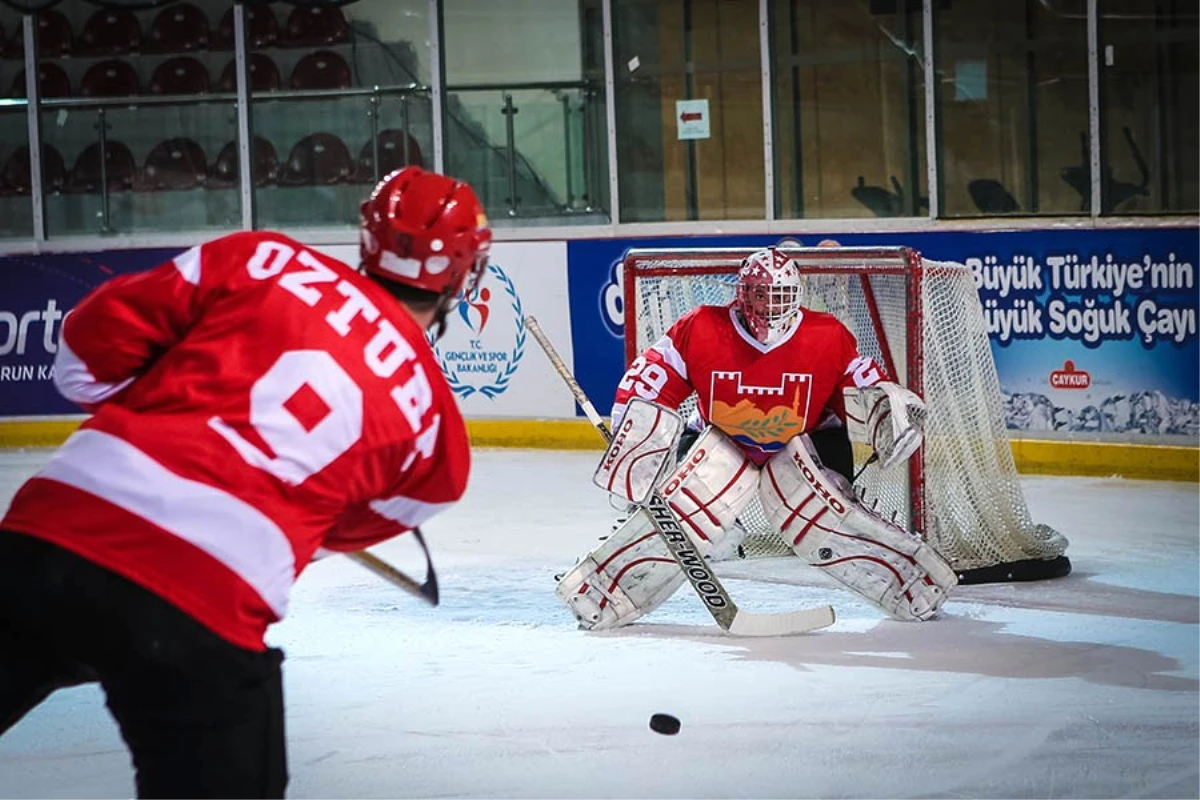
[283,6,349,47]
[289,50,352,91]
[0,144,66,195]
[77,8,141,56]
[12,8,73,57]
[209,136,279,188]
[149,56,210,95]
[354,129,424,183]
[145,3,209,53]
[67,141,138,194]
[213,5,278,49]
[277,133,353,186]
[81,59,140,98]
[9,62,71,98]
[217,53,281,93]
[139,137,208,191]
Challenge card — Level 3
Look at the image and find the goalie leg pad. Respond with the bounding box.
[659,427,759,560]
[760,436,957,621]
[554,510,686,631]
[593,398,684,505]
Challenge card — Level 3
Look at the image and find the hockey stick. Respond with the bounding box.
[524,315,834,637]
[345,527,440,606]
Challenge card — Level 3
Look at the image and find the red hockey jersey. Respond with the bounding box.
[1,231,470,650]
[612,304,886,464]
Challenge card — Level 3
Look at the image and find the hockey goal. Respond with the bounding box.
[622,245,1069,584]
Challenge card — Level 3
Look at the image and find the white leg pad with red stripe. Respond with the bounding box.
[659,427,760,559]
[593,398,684,505]
[759,435,957,621]
[554,510,686,630]
[556,427,759,630]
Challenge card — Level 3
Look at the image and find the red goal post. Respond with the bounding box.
[621,245,1070,584]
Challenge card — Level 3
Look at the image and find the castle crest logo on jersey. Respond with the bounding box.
[433,262,525,399]
[708,371,812,448]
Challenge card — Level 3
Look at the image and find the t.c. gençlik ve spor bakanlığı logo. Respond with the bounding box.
[432,262,525,400]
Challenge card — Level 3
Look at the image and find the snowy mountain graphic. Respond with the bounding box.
[1004,389,1200,437]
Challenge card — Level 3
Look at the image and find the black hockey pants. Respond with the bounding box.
[0,529,288,798]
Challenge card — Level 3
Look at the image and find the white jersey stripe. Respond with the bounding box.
[53,338,135,406]
[173,246,203,285]
[650,334,689,381]
[368,493,454,528]
[38,429,296,617]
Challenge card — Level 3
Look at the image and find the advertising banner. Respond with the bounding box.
[567,227,1198,443]
[1,241,575,420]
[0,248,183,417]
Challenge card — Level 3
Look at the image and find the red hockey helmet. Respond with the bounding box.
[735,247,803,345]
[359,167,492,332]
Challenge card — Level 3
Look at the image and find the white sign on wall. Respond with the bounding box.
[676,99,711,140]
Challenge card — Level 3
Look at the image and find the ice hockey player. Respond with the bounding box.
[556,246,957,631]
[0,167,491,797]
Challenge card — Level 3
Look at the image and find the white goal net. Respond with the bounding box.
[623,245,1069,583]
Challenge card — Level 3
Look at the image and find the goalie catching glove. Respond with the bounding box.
[844,382,927,471]
[759,435,956,621]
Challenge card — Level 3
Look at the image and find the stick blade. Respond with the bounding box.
[725,605,835,637]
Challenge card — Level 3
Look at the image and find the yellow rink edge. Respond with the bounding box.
[0,417,1195,482]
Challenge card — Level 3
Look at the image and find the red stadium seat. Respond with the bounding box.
[139,137,208,191]
[81,59,139,98]
[354,129,424,183]
[67,141,138,194]
[277,133,353,186]
[282,5,348,47]
[217,54,281,93]
[9,62,72,99]
[145,3,209,53]
[213,5,278,50]
[289,50,352,91]
[209,136,279,188]
[0,144,66,195]
[149,56,210,95]
[11,8,73,57]
[77,8,142,56]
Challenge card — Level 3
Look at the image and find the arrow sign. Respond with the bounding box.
[675,99,710,140]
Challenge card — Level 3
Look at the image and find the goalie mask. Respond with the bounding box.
[735,248,803,345]
[359,166,492,339]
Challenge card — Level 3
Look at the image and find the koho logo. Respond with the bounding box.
[661,448,705,496]
[793,454,848,515]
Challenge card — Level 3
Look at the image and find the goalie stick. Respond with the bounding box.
[524,315,835,637]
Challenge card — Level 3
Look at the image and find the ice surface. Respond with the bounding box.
[0,448,1196,799]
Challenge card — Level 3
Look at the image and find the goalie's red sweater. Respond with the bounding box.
[612,304,887,464]
[0,231,470,651]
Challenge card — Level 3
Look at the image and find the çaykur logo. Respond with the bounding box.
[1050,360,1091,390]
[432,261,526,400]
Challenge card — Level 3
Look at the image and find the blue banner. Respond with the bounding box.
[566,227,1199,442]
[0,248,183,416]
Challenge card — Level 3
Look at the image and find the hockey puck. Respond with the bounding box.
[649,713,681,735]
